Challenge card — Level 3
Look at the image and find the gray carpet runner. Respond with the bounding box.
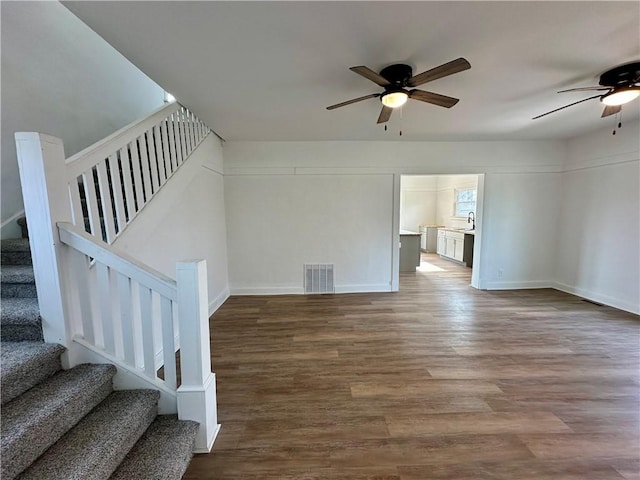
[1,236,42,341]
[1,342,66,404]
[1,218,200,479]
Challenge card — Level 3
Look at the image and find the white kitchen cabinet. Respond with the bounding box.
[437,230,446,255]
[453,237,464,262]
[437,228,466,264]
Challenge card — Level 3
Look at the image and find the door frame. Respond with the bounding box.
[391,173,486,290]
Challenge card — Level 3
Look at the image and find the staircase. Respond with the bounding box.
[1,220,200,479]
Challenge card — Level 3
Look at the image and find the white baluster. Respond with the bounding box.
[161,297,177,389]
[82,167,101,238]
[153,125,167,186]
[107,152,127,235]
[139,285,156,378]
[173,112,183,166]
[128,140,146,211]
[96,262,115,354]
[96,160,116,242]
[119,146,136,222]
[137,134,153,201]
[118,272,136,365]
[146,130,160,193]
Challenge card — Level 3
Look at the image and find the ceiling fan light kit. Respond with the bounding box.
[381,90,408,108]
[327,57,471,125]
[601,87,640,106]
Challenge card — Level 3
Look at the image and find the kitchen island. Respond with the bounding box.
[399,230,421,272]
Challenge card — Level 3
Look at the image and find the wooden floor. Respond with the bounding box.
[184,254,639,479]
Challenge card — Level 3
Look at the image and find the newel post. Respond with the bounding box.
[176,260,220,453]
[14,133,74,352]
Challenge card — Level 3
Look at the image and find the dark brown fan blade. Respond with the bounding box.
[326,93,379,110]
[350,66,391,87]
[407,58,471,87]
[601,104,622,117]
[409,90,459,108]
[377,106,393,124]
[532,94,601,119]
[558,86,610,93]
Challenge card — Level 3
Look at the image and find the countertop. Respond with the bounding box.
[438,227,475,235]
[400,230,421,236]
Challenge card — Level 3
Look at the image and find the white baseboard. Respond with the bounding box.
[209,288,230,316]
[230,284,392,295]
[482,280,554,290]
[335,284,392,293]
[552,282,639,315]
[230,286,305,296]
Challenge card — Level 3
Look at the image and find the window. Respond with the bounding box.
[454,188,476,217]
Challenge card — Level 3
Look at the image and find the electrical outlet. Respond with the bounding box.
[497,268,504,278]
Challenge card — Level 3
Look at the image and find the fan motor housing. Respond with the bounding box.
[380,64,413,87]
[599,62,640,87]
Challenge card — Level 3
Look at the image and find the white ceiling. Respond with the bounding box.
[63,1,639,142]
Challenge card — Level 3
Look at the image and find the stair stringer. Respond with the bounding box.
[72,337,177,414]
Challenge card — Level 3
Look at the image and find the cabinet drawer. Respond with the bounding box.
[446,231,464,240]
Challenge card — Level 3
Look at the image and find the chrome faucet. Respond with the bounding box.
[467,212,475,230]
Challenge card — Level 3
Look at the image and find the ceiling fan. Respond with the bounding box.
[533,62,640,120]
[326,58,471,124]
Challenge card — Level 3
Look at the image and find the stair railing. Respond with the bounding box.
[14,103,219,452]
[65,102,209,244]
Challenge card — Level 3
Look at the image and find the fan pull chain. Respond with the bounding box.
[399,106,403,137]
[612,110,623,135]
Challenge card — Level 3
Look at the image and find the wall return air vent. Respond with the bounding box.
[304,264,335,294]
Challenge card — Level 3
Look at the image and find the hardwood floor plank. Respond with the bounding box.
[327,435,535,468]
[350,380,503,398]
[183,253,639,479]
[519,433,640,460]
[397,458,626,479]
[385,411,572,437]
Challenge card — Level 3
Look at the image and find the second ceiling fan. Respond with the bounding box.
[327,58,471,124]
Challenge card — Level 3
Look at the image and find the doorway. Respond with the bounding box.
[394,173,485,290]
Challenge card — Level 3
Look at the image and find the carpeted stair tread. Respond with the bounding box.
[1,265,35,284]
[1,265,37,298]
[110,415,199,480]
[18,390,160,480]
[1,363,116,480]
[1,238,32,265]
[1,297,40,323]
[1,342,65,405]
[0,297,42,342]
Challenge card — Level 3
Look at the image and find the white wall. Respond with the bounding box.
[555,120,640,314]
[113,135,230,314]
[1,1,165,238]
[224,140,565,294]
[400,176,437,231]
[478,172,561,289]
[225,174,394,294]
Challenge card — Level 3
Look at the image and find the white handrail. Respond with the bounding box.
[57,222,177,300]
[66,102,181,171]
